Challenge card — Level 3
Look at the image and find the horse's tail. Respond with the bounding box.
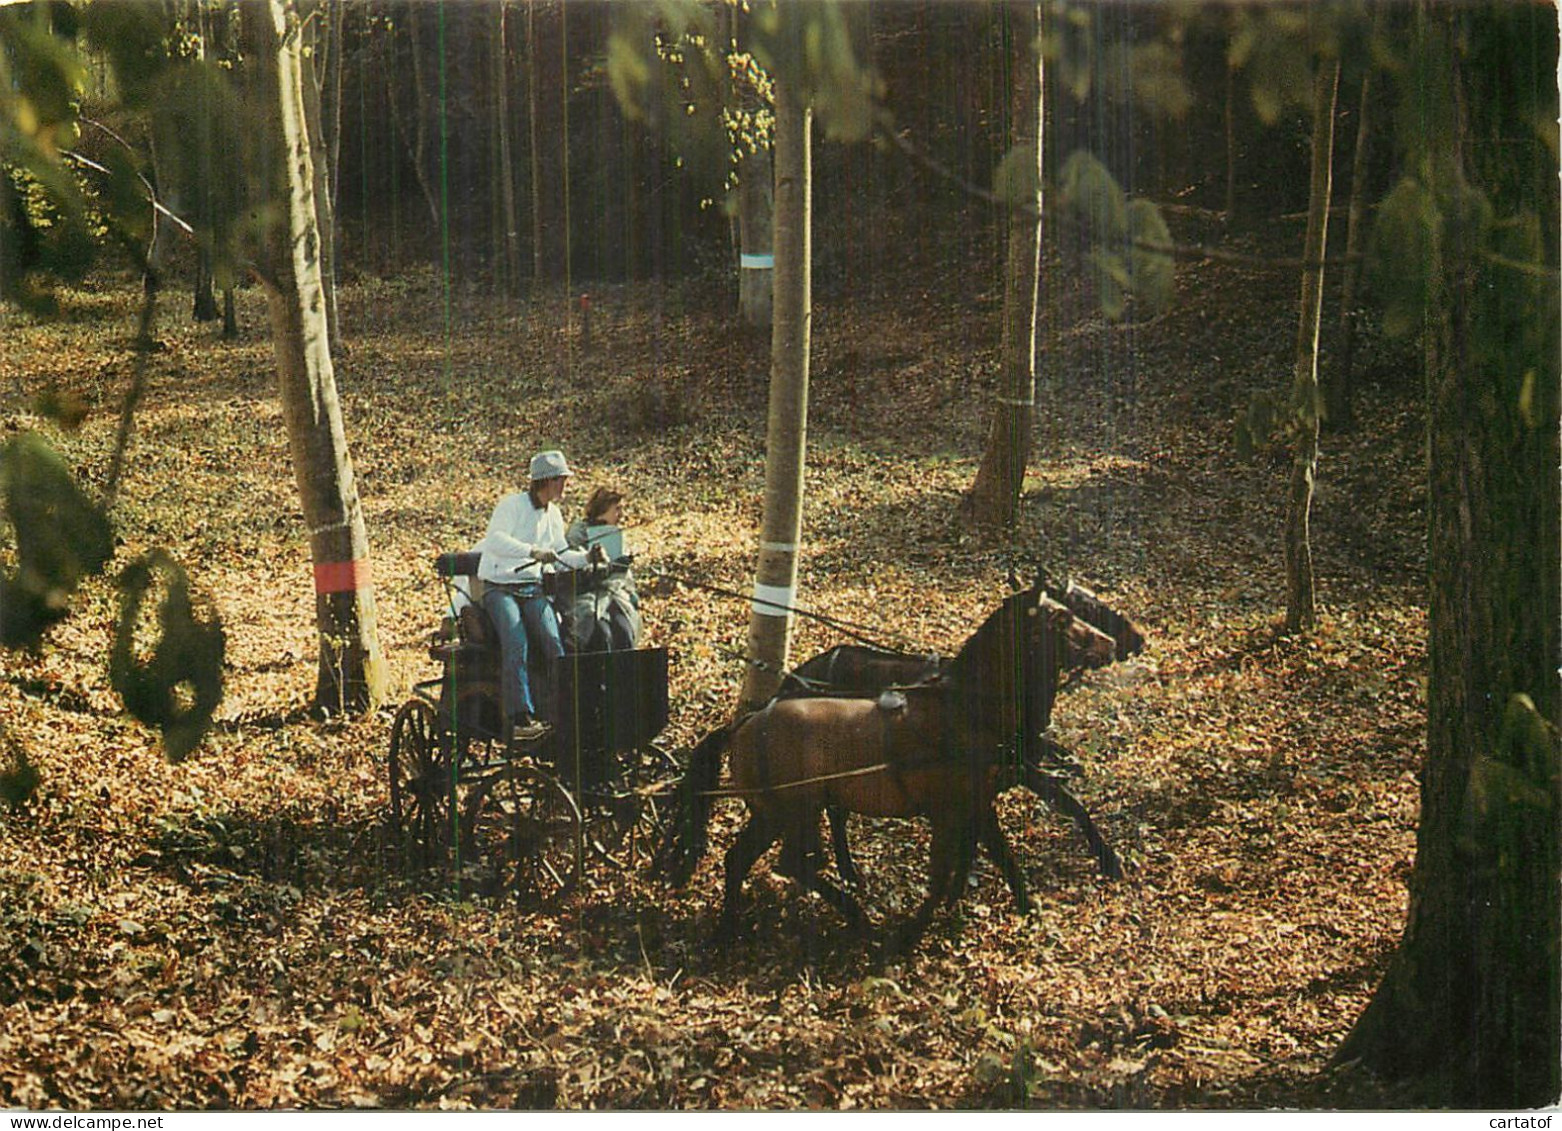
[654,722,733,886]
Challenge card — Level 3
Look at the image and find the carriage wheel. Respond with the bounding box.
[462,765,582,907]
[448,682,503,769]
[388,699,453,861]
[581,780,666,871]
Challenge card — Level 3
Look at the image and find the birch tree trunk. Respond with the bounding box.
[241,0,387,713]
[739,80,810,710]
[967,1,1042,529]
[1282,56,1338,633]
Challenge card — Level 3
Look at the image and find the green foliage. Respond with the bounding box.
[0,432,114,649]
[1234,390,1281,463]
[1,3,95,312]
[1368,177,1439,339]
[992,143,1037,210]
[1058,150,1125,235]
[606,2,738,200]
[748,0,880,144]
[1125,199,1175,316]
[1227,6,1320,126]
[1042,2,1190,120]
[1057,151,1173,322]
[110,551,226,763]
[79,1,170,110]
[609,0,880,168]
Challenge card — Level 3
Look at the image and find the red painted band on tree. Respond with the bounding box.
[314,558,372,594]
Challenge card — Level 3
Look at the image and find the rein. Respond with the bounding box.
[644,568,916,654]
[697,760,896,799]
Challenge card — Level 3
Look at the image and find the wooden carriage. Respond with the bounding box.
[385,552,673,906]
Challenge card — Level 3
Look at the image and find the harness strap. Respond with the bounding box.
[699,760,896,799]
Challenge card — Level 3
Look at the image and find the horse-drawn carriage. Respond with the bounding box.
[386,549,1139,946]
[385,551,676,905]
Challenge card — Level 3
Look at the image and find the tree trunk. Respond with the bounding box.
[1325,58,1373,432]
[732,2,772,329]
[301,4,341,354]
[1223,51,1236,224]
[526,0,569,284]
[325,0,344,220]
[493,0,522,296]
[241,0,387,714]
[399,4,441,233]
[966,1,1042,530]
[737,149,774,329]
[738,80,810,711]
[1282,55,1338,634]
[190,0,219,324]
[1336,9,1560,1105]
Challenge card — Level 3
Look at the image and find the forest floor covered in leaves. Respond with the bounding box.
[0,221,1431,1109]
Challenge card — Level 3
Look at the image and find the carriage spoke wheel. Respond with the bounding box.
[463,766,582,907]
[449,683,503,770]
[388,699,453,864]
[581,778,666,872]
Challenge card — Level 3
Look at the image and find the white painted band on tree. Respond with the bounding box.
[740,253,775,269]
[759,541,798,553]
[752,582,796,616]
[995,396,1036,407]
[308,519,352,537]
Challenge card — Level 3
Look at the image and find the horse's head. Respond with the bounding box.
[1033,571,1117,670]
[1045,593,1116,670]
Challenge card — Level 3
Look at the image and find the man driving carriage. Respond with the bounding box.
[476,449,593,744]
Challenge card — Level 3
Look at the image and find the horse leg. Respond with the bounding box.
[977,804,1031,914]
[1023,761,1123,880]
[778,821,871,936]
[826,804,863,890]
[719,808,781,942]
[887,818,967,955]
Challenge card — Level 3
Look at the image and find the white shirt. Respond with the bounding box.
[476,492,587,585]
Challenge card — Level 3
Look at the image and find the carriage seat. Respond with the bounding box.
[430,552,497,661]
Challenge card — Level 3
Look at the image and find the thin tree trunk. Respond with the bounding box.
[1282,56,1339,634]
[325,0,344,220]
[493,0,521,296]
[400,4,441,232]
[967,1,1042,529]
[1326,58,1373,431]
[191,0,219,323]
[739,80,811,711]
[1224,48,1237,223]
[526,0,568,284]
[241,0,387,713]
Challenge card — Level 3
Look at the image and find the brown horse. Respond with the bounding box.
[654,582,1117,893]
[711,582,1073,951]
[785,591,1126,891]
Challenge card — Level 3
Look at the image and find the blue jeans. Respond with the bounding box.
[482,584,564,723]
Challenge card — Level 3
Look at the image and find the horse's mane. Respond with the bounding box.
[943,583,1038,690]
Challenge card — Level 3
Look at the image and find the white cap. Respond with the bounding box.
[529,450,571,480]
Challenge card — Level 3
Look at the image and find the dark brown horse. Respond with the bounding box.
[785,591,1126,891]
[683,582,1073,951]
